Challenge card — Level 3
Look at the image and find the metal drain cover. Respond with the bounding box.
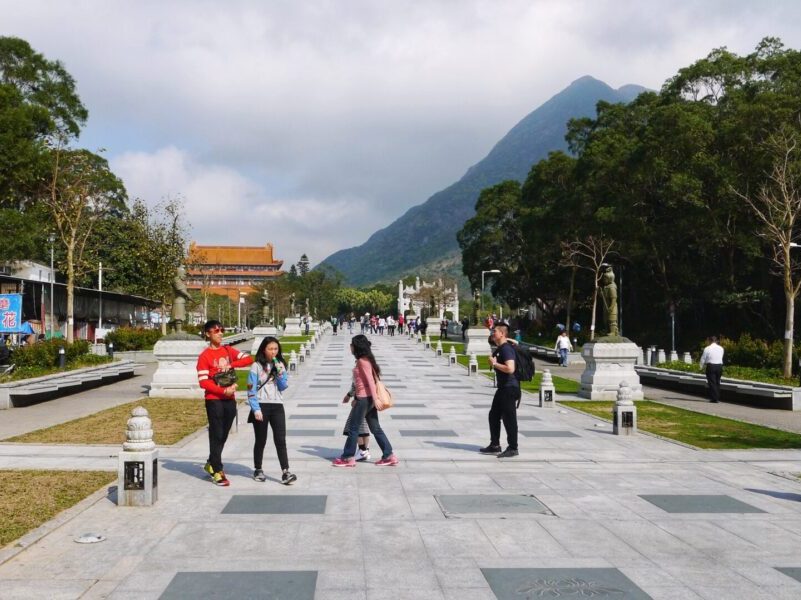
[74,533,105,544]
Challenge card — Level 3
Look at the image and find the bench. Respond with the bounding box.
[0,360,145,409]
[635,365,801,411]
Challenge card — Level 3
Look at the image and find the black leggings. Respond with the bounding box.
[206,399,237,473]
[252,403,289,470]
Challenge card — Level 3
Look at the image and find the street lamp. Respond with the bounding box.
[480,269,500,314]
[98,262,103,341]
[48,234,55,340]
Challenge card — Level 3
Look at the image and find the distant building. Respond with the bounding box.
[187,243,284,300]
[398,277,459,321]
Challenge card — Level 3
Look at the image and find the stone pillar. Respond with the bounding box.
[149,335,207,398]
[424,335,431,350]
[645,347,652,366]
[669,350,678,362]
[682,352,692,364]
[436,340,443,356]
[468,352,478,375]
[464,327,492,356]
[612,382,637,435]
[539,369,555,408]
[289,350,298,371]
[579,341,644,400]
[657,349,666,364]
[250,325,278,354]
[448,346,457,365]
[117,407,158,507]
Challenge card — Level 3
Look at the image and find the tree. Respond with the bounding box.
[736,125,801,377]
[560,237,616,341]
[44,145,126,342]
[297,254,310,277]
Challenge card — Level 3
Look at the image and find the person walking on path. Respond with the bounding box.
[333,334,398,467]
[247,336,297,485]
[555,331,573,367]
[197,319,254,486]
[440,317,448,340]
[700,336,724,403]
[480,322,520,458]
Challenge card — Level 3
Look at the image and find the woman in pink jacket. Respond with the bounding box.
[332,335,398,467]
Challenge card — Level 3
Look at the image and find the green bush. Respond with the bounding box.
[12,339,92,368]
[716,334,793,370]
[105,327,163,351]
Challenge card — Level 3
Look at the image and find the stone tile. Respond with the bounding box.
[640,494,765,514]
[390,414,440,420]
[436,494,551,515]
[519,430,581,438]
[290,414,338,419]
[160,571,317,599]
[221,495,327,514]
[286,429,336,436]
[480,567,651,599]
[400,429,458,437]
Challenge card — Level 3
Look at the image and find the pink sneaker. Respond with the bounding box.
[332,457,356,467]
[375,454,399,466]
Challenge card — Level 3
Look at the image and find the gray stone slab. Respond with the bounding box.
[441,385,472,389]
[285,429,335,436]
[222,495,327,514]
[437,494,550,515]
[289,414,338,420]
[400,429,458,437]
[775,567,801,584]
[481,568,650,599]
[390,414,440,420]
[471,404,491,408]
[160,570,317,599]
[639,494,766,513]
[297,403,337,407]
[517,415,541,420]
[520,430,580,438]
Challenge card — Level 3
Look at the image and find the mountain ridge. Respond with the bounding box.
[320,76,647,286]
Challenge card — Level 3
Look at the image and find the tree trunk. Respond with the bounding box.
[590,283,598,342]
[66,244,75,344]
[784,278,795,379]
[565,266,576,333]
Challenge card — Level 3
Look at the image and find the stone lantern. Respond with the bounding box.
[289,350,298,371]
[468,352,478,375]
[424,335,431,350]
[117,407,158,507]
[448,346,457,365]
[435,340,443,357]
[539,369,555,408]
[613,381,637,435]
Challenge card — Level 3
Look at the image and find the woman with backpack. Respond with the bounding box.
[247,336,297,485]
[333,334,398,467]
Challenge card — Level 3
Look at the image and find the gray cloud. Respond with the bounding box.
[3,0,801,266]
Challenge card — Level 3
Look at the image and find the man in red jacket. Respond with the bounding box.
[197,319,253,486]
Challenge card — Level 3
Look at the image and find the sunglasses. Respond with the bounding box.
[207,326,225,334]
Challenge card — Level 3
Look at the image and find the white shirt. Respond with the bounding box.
[555,336,573,351]
[699,342,724,368]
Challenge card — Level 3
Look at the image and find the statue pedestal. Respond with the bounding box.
[251,325,278,353]
[149,334,207,398]
[464,326,492,356]
[579,340,644,400]
[283,317,302,336]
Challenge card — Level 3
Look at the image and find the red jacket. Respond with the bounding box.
[196,345,253,400]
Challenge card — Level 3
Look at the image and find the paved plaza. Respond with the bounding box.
[2,333,801,598]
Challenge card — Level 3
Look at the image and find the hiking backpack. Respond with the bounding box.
[513,344,535,382]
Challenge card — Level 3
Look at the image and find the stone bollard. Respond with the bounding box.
[612,381,637,436]
[310,338,316,349]
[435,340,443,357]
[539,369,555,408]
[449,346,457,365]
[289,350,298,371]
[649,346,657,366]
[416,333,422,343]
[468,352,478,375]
[657,349,666,364]
[117,407,158,506]
[305,342,311,357]
[682,352,692,364]
[669,350,678,362]
[298,344,306,364]
[424,335,431,350]
[645,347,652,366]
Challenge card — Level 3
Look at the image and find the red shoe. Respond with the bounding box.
[332,457,356,467]
[212,471,230,486]
[375,454,398,466]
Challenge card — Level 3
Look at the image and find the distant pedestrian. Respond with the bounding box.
[247,336,297,485]
[440,317,448,340]
[378,316,386,335]
[333,335,398,467]
[197,320,254,486]
[555,331,573,367]
[480,322,520,458]
[699,336,724,403]
[461,317,469,340]
[387,315,395,336]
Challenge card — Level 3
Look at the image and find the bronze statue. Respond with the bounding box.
[471,289,481,327]
[171,266,192,332]
[261,290,271,324]
[599,265,619,336]
[289,293,296,316]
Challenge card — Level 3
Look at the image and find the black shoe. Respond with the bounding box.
[498,447,519,458]
[282,471,297,485]
[253,469,267,482]
[479,444,502,455]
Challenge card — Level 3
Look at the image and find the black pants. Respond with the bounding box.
[705,364,723,403]
[206,399,237,472]
[489,386,521,450]
[252,403,289,470]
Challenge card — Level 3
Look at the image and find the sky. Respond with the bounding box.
[3,1,801,268]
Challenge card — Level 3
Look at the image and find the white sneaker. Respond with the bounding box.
[356,449,371,462]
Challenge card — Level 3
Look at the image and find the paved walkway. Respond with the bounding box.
[1,334,801,598]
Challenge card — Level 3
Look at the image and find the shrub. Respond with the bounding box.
[105,327,162,351]
[12,339,92,368]
[716,334,796,370]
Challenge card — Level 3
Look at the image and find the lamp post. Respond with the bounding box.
[480,269,500,315]
[48,234,55,340]
[98,262,103,340]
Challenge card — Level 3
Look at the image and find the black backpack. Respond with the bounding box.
[513,344,535,382]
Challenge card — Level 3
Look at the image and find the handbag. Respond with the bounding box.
[371,368,393,411]
[212,368,237,387]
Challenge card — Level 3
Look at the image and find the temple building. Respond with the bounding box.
[187,243,284,299]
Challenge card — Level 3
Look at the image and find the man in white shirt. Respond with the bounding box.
[554,331,573,367]
[699,336,724,403]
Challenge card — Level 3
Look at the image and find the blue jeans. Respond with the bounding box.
[342,397,393,459]
[559,348,568,366]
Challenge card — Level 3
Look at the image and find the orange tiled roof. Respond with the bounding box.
[188,242,284,268]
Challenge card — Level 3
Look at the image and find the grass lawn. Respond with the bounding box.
[657,361,796,386]
[455,355,579,393]
[559,400,801,449]
[0,356,113,383]
[438,340,464,353]
[5,398,209,445]
[0,470,116,548]
[278,335,313,343]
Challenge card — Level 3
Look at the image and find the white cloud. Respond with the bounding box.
[4,0,801,268]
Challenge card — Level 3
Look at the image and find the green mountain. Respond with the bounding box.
[320,76,646,286]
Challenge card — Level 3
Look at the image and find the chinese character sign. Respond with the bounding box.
[0,294,23,333]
